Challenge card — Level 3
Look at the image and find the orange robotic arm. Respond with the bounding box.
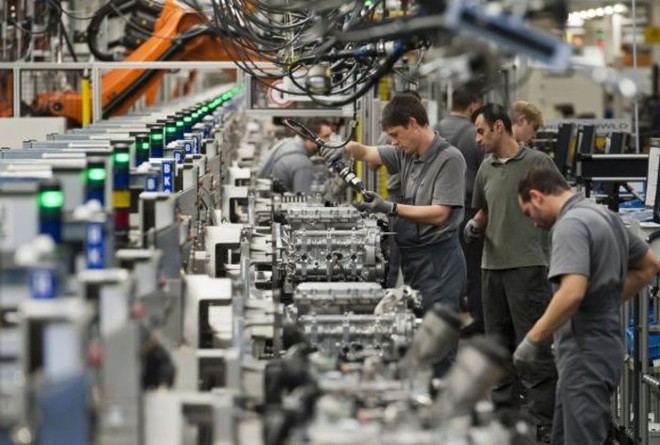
[31,0,243,125]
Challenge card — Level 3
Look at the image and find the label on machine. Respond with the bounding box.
[145,175,159,192]
[85,221,105,270]
[162,160,174,193]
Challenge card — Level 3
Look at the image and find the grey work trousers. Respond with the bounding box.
[399,233,466,377]
[482,266,558,427]
[552,347,622,445]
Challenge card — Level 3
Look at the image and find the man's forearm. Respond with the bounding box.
[623,250,659,300]
[473,208,488,228]
[527,274,586,342]
[346,141,383,165]
[346,142,370,160]
[528,293,580,342]
[396,204,451,226]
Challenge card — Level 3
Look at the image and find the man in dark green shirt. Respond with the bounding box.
[464,103,557,442]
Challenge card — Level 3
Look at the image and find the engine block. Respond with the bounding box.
[282,227,385,284]
[297,312,416,357]
[291,282,420,315]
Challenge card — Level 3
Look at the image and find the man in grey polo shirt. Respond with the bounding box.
[258,118,332,193]
[320,93,467,375]
[515,165,658,445]
[435,85,485,336]
[464,103,557,441]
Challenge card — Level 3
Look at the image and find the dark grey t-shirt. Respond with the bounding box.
[258,136,314,193]
[549,195,649,357]
[435,115,483,207]
[377,133,466,245]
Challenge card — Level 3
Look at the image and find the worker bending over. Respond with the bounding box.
[516,165,659,445]
[258,118,332,193]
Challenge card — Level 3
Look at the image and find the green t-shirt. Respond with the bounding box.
[472,146,556,269]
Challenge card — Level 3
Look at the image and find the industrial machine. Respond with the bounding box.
[0,80,535,445]
[2,0,647,444]
[3,0,241,125]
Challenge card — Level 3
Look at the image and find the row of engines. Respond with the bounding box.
[0,83,526,445]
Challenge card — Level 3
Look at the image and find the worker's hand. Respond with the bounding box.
[319,144,346,165]
[354,191,394,215]
[513,335,542,373]
[463,219,483,244]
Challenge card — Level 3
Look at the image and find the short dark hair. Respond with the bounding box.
[452,87,481,111]
[518,165,570,202]
[399,90,422,100]
[381,93,429,131]
[306,117,331,134]
[471,103,512,135]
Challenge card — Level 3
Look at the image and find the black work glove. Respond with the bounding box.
[354,191,394,215]
[319,144,345,165]
[462,219,483,244]
[513,335,542,374]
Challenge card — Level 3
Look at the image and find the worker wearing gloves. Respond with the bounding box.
[515,165,659,445]
[465,103,557,442]
[321,93,467,375]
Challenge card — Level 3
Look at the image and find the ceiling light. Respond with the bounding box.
[613,4,627,14]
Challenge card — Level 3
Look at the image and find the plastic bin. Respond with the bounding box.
[625,326,660,360]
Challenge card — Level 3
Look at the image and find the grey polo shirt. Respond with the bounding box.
[378,133,466,245]
[472,146,556,269]
[435,115,483,208]
[258,136,314,193]
[550,194,649,353]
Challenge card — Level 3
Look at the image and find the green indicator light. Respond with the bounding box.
[151,133,163,141]
[201,106,209,113]
[140,142,150,150]
[192,112,199,119]
[86,168,106,182]
[176,121,183,128]
[183,116,192,123]
[113,152,130,164]
[39,190,64,209]
[166,126,176,134]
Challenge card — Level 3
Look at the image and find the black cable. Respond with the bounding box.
[11,20,50,36]
[192,0,412,105]
[57,8,78,62]
[282,118,356,150]
[87,0,135,61]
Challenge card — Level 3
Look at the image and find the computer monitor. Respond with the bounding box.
[645,146,660,210]
[608,132,628,154]
[571,125,595,176]
[554,123,573,176]
[578,125,596,155]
